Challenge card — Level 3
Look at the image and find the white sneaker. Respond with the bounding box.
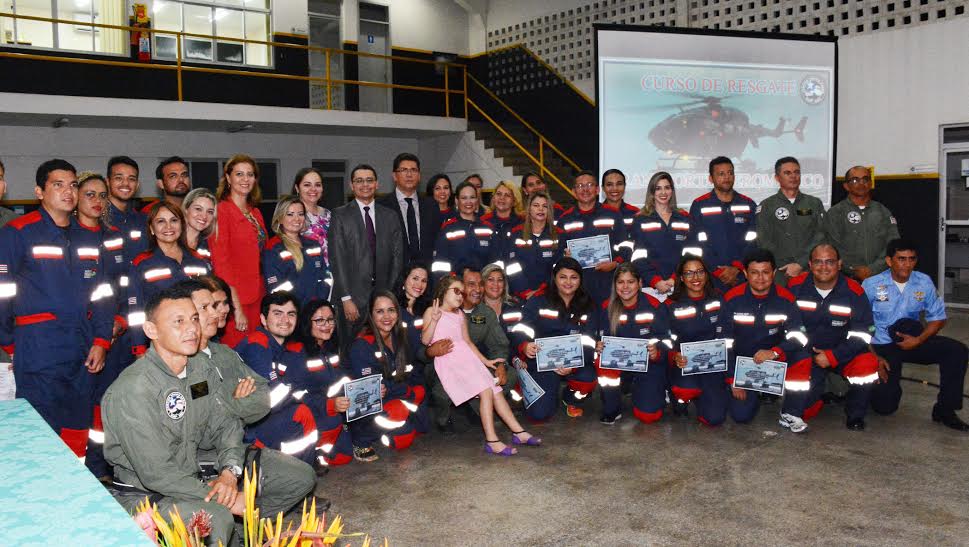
[778,413,809,433]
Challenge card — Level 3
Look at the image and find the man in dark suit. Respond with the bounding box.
[377,153,439,264]
[328,164,405,342]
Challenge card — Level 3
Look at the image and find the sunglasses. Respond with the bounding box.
[449,287,465,297]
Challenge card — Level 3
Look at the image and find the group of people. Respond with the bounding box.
[0,151,966,543]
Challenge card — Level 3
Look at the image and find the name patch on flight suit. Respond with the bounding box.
[190,381,209,399]
[796,208,814,216]
[542,251,554,257]
[470,315,486,325]
[166,391,187,420]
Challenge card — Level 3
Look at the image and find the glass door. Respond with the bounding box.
[940,147,969,308]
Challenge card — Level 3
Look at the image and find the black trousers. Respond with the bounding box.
[871,336,968,415]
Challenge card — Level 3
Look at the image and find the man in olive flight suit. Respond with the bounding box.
[756,156,826,286]
[103,285,315,546]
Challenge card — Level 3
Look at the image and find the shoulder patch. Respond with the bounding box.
[7,210,41,230]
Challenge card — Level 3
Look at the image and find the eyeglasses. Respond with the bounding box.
[846,176,871,185]
[810,259,838,267]
[352,177,376,184]
[574,183,597,190]
[312,317,336,326]
[449,287,465,297]
[395,168,420,175]
[681,269,706,279]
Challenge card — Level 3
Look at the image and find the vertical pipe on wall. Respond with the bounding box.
[444,65,450,117]
[176,34,183,101]
[325,48,332,110]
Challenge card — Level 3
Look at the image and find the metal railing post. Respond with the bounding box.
[539,138,545,180]
[463,66,468,120]
[325,48,332,110]
[444,65,450,117]
[176,34,183,101]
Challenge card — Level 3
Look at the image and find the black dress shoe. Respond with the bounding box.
[932,405,969,432]
[846,417,865,431]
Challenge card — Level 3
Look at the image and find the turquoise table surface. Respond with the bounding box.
[0,399,153,546]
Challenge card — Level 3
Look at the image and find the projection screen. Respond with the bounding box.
[596,25,837,208]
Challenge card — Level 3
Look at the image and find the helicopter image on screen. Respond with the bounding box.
[647,96,807,167]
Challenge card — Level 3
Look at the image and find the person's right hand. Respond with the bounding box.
[426,339,454,358]
[524,342,538,359]
[718,266,740,286]
[554,367,573,377]
[674,352,688,369]
[343,300,359,322]
[234,309,249,332]
[430,299,442,321]
[206,471,241,510]
[233,377,256,399]
[334,396,351,413]
[877,356,890,383]
[654,279,675,294]
[495,363,508,386]
[731,387,747,401]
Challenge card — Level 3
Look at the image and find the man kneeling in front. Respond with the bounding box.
[102,285,316,545]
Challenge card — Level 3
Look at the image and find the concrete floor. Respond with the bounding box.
[316,312,969,546]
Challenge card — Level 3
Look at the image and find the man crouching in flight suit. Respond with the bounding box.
[102,285,316,546]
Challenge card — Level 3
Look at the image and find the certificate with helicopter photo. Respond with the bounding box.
[535,334,585,372]
[680,339,728,376]
[733,356,787,396]
[566,235,613,269]
[600,336,649,372]
[344,374,383,422]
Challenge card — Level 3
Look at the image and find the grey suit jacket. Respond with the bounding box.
[327,200,405,308]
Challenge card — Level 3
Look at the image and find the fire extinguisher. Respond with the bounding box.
[129,3,151,62]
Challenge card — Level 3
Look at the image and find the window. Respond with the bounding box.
[1,0,126,55]
[153,0,272,67]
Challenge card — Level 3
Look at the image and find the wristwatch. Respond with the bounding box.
[223,464,243,479]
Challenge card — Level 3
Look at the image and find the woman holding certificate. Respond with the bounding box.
[502,191,562,300]
[431,182,498,281]
[597,263,672,425]
[666,255,729,425]
[515,258,599,421]
[347,291,429,461]
[630,172,703,295]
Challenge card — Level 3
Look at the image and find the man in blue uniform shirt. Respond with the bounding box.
[863,238,969,431]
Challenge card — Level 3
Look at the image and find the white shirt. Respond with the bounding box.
[816,287,833,299]
[395,187,421,238]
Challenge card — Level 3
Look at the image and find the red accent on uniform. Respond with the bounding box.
[92,404,103,431]
[643,293,661,307]
[265,235,282,250]
[787,272,809,287]
[132,250,155,266]
[785,357,812,382]
[649,275,664,288]
[409,385,426,405]
[15,312,57,326]
[79,222,102,233]
[517,341,531,358]
[633,407,663,424]
[567,379,596,394]
[823,349,839,368]
[132,345,147,356]
[771,346,787,362]
[252,439,266,449]
[292,403,317,436]
[326,398,338,417]
[844,352,879,378]
[93,338,111,350]
[560,206,576,216]
[357,333,376,345]
[60,428,89,457]
[383,399,410,422]
[284,341,304,352]
[247,331,270,348]
[441,217,459,228]
[696,191,713,201]
[114,315,128,330]
[324,453,352,466]
[7,210,41,230]
[671,385,702,403]
[318,424,343,447]
[774,285,796,302]
[731,260,746,273]
[803,400,824,421]
[698,415,721,427]
[390,430,417,451]
[1,344,13,354]
[724,284,746,301]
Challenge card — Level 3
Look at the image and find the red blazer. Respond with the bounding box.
[209,199,267,306]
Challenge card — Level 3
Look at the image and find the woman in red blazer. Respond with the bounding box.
[208,154,267,347]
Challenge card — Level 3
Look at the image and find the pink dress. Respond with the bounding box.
[430,310,502,405]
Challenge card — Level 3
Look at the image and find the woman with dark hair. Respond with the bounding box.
[631,171,703,296]
[210,154,266,346]
[291,167,332,264]
[262,195,332,303]
[666,254,729,426]
[425,173,454,222]
[503,191,561,300]
[292,299,354,469]
[127,201,210,355]
[596,263,672,425]
[198,274,232,340]
[347,290,428,461]
[513,258,599,421]
[431,181,497,282]
[601,168,640,234]
[395,262,431,375]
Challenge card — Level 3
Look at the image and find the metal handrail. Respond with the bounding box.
[0,12,465,110]
[471,42,594,106]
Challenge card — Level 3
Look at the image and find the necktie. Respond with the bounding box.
[404,197,420,257]
[364,206,376,283]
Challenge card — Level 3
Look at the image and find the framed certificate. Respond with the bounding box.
[599,336,649,372]
[733,356,787,396]
[344,374,384,422]
[535,334,584,372]
[680,339,728,376]
[566,234,612,269]
[517,368,546,409]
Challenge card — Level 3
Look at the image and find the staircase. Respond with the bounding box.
[468,120,576,207]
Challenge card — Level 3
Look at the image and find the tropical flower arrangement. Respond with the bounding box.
[132,463,387,547]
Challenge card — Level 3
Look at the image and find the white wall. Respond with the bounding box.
[837,17,969,175]
[336,0,470,54]
[418,132,515,187]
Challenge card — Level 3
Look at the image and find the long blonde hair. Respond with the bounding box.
[182,188,218,241]
[522,191,557,243]
[489,180,523,216]
[216,154,262,206]
[271,195,306,271]
[638,171,678,216]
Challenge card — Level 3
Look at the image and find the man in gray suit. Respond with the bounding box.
[328,164,405,342]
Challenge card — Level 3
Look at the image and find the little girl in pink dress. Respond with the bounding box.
[422,276,541,456]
